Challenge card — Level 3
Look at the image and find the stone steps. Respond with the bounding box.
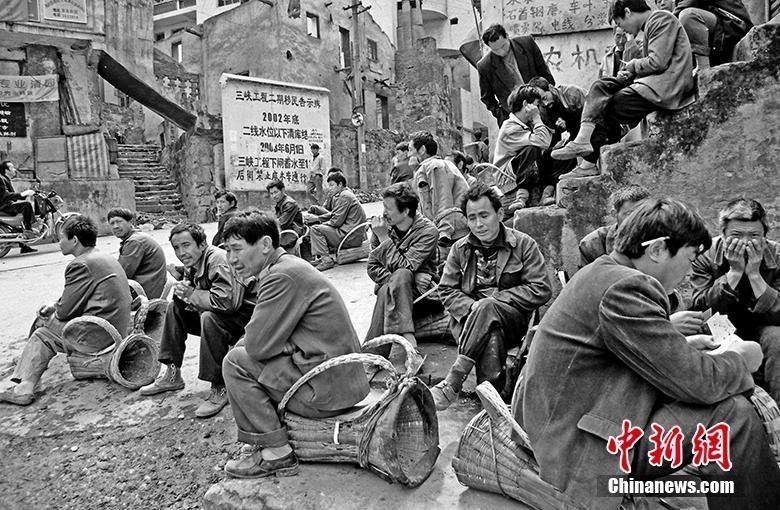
[116,143,186,219]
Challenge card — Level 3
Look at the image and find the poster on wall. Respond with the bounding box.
[0,102,26,137]
[0,74,59,102]
[220,74,331,192]
[502,0,611,36]
[43,0,87,23]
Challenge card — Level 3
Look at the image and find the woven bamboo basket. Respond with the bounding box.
[128,279,147,311]
[336,221,370,265]
[452,382,585,510]
[362,334,424,378]
[279,349,440,487]
[750,385,780,464]
[474,163,516,195]
[413,310,454,344]
[132,298,168,346]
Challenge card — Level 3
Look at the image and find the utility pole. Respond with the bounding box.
[344,1,370,190]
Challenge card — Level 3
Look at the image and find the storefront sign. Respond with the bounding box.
[0,74,59,102]
[502,0,611,35]
[220,74,331,192]
[0,102,26,137]
[43,0,87,23]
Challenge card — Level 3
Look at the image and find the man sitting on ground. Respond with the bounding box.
[430,184,552,410]
[140,222,255,419]
[366,182,439,347]
[307,172,367,271]
[692,198,780,404]
[107,207,167,299]
[220,211,369,478]
[412,131,470,263]
[517,198,780,510]
[551,0,694,176]
[1,215,131,405]
[212,191,239,247]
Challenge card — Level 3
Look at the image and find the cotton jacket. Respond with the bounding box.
[181,245,243,314]
[320,187,366,235]
[213,206,238,247]
[275,193,304,234]
[0,173,23,209]
[367,213,439,289]
[493,113,553,177]
[414,157,470,243]
[118,231,167,299]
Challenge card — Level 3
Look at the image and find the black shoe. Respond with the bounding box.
[19,245,37,254]
[224,450,299,479]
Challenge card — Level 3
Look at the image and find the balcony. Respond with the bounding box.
[154,0,197,17]
[421,0,447,21]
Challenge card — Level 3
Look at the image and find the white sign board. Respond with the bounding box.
[43,0,87,23]
[220,74,331,192]
[536,30,614,88]
[502,0,611,35]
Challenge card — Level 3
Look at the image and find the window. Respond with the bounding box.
[339,27,352,68]
[306,13,320,39]
[154,32,165,41]
[171,41,182,62]
[367,39,378,62]
[171,28,183,34]
[218,0,241,6]
[376,95,389,129]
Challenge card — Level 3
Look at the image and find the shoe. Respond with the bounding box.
[315,255,335,272]
[429,380,458,411]
[557,162,600,180]
[540,185,555,206]
[550,141,593,160]
[224,450,299,479]
[195,384,229,418]
[0,389,35,406]
[139,363,185,396]
[19,244,38,254]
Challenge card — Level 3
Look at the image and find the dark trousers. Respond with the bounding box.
[630,395,780,510]
[0,201,34,229]
[740,325,780,404]
[158,297,253,385]
[455,297,531,385]
[581,77,658,163]
[504,146,574,207]
[223,344,344,447]
[366,269,417,341]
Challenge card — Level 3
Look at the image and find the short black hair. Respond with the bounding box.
[719,198,769,234]
[411,131,438,157]
[223,210,280,248]
[62,214,98,247]
[527,76,552,91]
[311,143,320,150]
[610,184,651,212]
[266,179,285,192]
[451,150,469,169]
[0,161,12,175]
[507,85,542,113]
[169,222,207,245]
[327,167,341,175]
[482,24,508,45]
[382,181,419,218]
[614,198,712,259]
[611,0,651,21]
[460,182,503,215]
[395,142,409,152]
[107,207,135,222]
[215,190,237,206]
[326,171,347,187]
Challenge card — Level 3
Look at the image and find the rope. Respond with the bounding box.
[486,417,510,499]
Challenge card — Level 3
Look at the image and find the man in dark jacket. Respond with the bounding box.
[517,198,780,510]
[267,178,303,234]
[0,160,37,251]
[140,222,255,420]
[430,183,551,410]
[674,0,752,69]
[365,182,439,347]
[477,24,555,127]
[220,211,369,478]
[107,207,167,299]
[212,190,238,247]
[1,215,132,405]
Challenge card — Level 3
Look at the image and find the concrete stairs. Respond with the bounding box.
[117,144,188,220]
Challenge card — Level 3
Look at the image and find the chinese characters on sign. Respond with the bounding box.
[0,103,26,137]
[502,0,611,35]
[221,74,330,192]
[0,75,60,102]
[607,420,732,474]
[43,0,87,24]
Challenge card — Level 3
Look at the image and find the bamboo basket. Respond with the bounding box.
[279,347,440,487]
[452,382,585,510]
[413,310,454,344]
[336,221,370,265]
[362,334,424,378]
[750,385,780,464]
[133,298,168,346]
[128,279,147,310]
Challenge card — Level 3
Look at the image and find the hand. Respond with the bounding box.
[303,212,320,225]
[38,304,56,318]
[686,334,719,351]
[370,216,389,242]
[744,239,765,276]
[670,310,706,336]
[517,102,541,125]
[623,59,639,75]
[723,236,747,273]
[616,70,633,83]
[21,189,35,198]
[173,281,194,301]
[166,264,184,280]
[414,272,434,295]
[555,118,567,131]
[724,341,763,373]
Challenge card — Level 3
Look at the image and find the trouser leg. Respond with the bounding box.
[198,307,252,385]
[157,297,201,367]
[631,395,780,510]
[10,322,66,384]
[309,224,342,258]
[366,268,416,342]
[678,7,718,57]
[756,325,780,404]
[0,202,34,230]
[510,145,543,190]
[586,87,658,164]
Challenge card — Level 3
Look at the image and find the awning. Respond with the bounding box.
[96,50,196,131]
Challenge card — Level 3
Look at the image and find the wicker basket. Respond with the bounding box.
[335,221,370,265]
[750,385,780,464]
[279,349,440,487]
[128,279,147,311]
[414,310,454,344]
[452,382,584,510]
[133,298,168,346]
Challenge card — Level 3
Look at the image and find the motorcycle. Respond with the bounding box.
[0,188,77,258]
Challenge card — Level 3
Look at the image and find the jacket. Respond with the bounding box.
[578,224,617,268]
[493,113,553,177]
[322,187,366,235]
[439,224,552,323]
[628,10,694,110]
[118,231,167,299]
[367,213,439,289]
[275,193,304,234]
[517,254,754,510]
[213,206,238,247]
[0,173,23,209]
[691,236,780,330]
[56,250,132,337]
[243,248,370,410]
[414,157,470,243]
[180,245,244,314]
[542,84,587,141]
[477,36,555,123]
